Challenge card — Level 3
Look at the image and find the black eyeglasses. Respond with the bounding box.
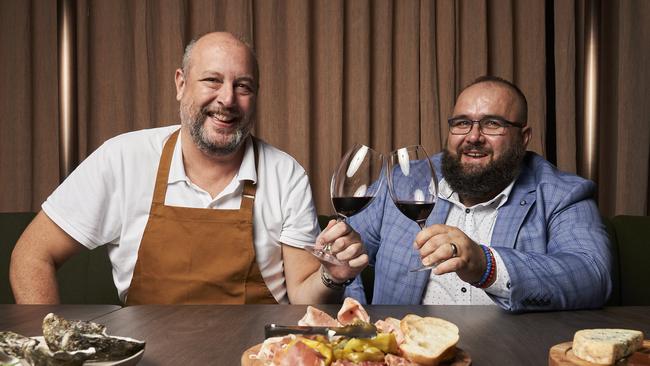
[448,116,525,136]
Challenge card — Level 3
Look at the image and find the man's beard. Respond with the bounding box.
[441,140,526,201]
[181,104,252,156]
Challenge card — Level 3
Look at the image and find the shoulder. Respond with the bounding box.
[100,125,180,155]
[520,152,595,202]
[254,138,308,177]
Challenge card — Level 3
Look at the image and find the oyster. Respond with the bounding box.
[0,331,38,359]
[0,331,95,366]
[42,313,145,361]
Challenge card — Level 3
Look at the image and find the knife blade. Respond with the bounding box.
[264,323,377,339]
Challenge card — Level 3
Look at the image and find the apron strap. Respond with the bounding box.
[241,137,259,210]
[151,129,180,205]
[152,129,259,208]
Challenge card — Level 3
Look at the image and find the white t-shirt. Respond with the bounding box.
[43,125,320,303]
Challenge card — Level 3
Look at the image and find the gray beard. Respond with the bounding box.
[441,143,525,201]
[183,106,251,156]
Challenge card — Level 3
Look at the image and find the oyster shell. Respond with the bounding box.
[0,331,95,366]
[42,313,145,361]
[0,331,39,359]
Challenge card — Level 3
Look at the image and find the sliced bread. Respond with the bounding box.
[572,328,644,364]
[399,314,459,366]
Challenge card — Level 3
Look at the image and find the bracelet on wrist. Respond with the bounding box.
[472,245,496,288]
[320,266,354,290]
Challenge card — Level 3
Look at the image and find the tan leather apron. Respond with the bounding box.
[126,129,277,305]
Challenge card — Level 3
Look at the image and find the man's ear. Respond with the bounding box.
[174,69,186,101]
[522,126,532,148]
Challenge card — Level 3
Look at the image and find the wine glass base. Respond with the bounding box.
[304,245,344,265]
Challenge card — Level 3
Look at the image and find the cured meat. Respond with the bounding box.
[299,306,341,327]
[337,298,370,325]
[375,318,405,345]
[275,341,325,366]
[331,360,386,366]
[384,354,420,365]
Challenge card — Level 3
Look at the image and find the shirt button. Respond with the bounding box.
[465,208,470,214]
[506,282,511,289]
[461,287,467,293]
[520,200,527,206]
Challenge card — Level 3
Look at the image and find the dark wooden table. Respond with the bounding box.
[0,304,121,336]
[81,304,650,365]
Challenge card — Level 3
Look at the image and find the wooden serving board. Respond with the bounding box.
[549,339,650,366]
[241,343,472,365]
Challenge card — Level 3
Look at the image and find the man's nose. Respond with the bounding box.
[464,122,484,143]
[217,83,235,107]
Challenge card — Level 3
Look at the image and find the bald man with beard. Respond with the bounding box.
[346,76,612,312]
[11,32,368,305]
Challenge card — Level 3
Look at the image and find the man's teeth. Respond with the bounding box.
[208,112,235,122]
[465,152,486,157]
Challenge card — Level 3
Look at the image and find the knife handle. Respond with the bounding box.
[264,324,329,338]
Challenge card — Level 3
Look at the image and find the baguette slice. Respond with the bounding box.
[399,314,459,366]
[573,329,644,365]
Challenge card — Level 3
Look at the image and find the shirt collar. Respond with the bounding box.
[168,132,257,185]
[439,178,515,210]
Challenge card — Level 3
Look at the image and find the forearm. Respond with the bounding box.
[10,252,60,304]
[287,268,345,305]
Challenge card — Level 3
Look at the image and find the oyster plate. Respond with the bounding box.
[28,337,143,366]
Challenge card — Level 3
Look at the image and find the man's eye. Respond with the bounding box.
[455,120,472,127]
[236,84,253,94]
[201,78,222,84]
[483,119,503,128]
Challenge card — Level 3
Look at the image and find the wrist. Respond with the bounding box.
[471,245,496,288]
[320,266,354,291]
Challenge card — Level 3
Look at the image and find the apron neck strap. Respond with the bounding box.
[152,129,259,207]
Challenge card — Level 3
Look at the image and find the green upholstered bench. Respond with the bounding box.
[0,212,120,304]
[605,215,650,306]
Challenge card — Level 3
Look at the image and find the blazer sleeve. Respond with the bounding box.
[491,180,613,312]
[344,183,389,304]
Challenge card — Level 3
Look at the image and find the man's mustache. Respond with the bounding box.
[458,144,492,155]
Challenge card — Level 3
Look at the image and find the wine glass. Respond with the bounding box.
[305,143,385,264]
[386,145,438,272]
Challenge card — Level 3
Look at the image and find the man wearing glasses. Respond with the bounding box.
[346,76,612,312]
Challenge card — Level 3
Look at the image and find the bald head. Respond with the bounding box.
[457,76,527,124]
[181,32,259,86]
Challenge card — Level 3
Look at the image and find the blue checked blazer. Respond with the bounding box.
[345,152,613,312]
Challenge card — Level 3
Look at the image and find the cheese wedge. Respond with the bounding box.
[573,329,644,364]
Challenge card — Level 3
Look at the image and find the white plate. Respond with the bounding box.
[31,337,144,366]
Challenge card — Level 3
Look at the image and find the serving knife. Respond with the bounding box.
[264,323,377,339]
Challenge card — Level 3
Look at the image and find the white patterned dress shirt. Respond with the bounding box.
[421,179,514,305]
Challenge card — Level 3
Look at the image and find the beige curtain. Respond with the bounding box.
[1,0,648,216]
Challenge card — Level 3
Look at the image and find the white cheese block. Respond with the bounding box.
[572,328,644,364]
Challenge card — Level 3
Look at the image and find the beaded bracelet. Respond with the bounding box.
[472,245,496,288]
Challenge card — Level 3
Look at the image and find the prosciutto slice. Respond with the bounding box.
[274,341,326,366]
[299,306,341,327]
[374,317,405,345]
[337,298,370,325]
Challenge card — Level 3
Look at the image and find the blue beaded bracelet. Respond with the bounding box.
[472,245,495,288]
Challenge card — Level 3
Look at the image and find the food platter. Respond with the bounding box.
[28,337,145,366]
[240,343,472,366]
[549,339,650,366]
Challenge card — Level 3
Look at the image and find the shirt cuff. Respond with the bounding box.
[483,248,511,298]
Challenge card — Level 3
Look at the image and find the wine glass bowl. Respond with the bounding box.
[305,144,385,265]
[386,145,438,272]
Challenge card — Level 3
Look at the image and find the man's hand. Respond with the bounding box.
[414,224,486,284]
[316,219,368,283]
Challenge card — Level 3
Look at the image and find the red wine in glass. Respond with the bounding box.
[386,145,438,272]
[332,196,374,218]
[305,144,385,264]
[394,201,435,229]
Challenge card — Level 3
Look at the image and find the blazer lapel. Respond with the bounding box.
[491,156,537,249]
